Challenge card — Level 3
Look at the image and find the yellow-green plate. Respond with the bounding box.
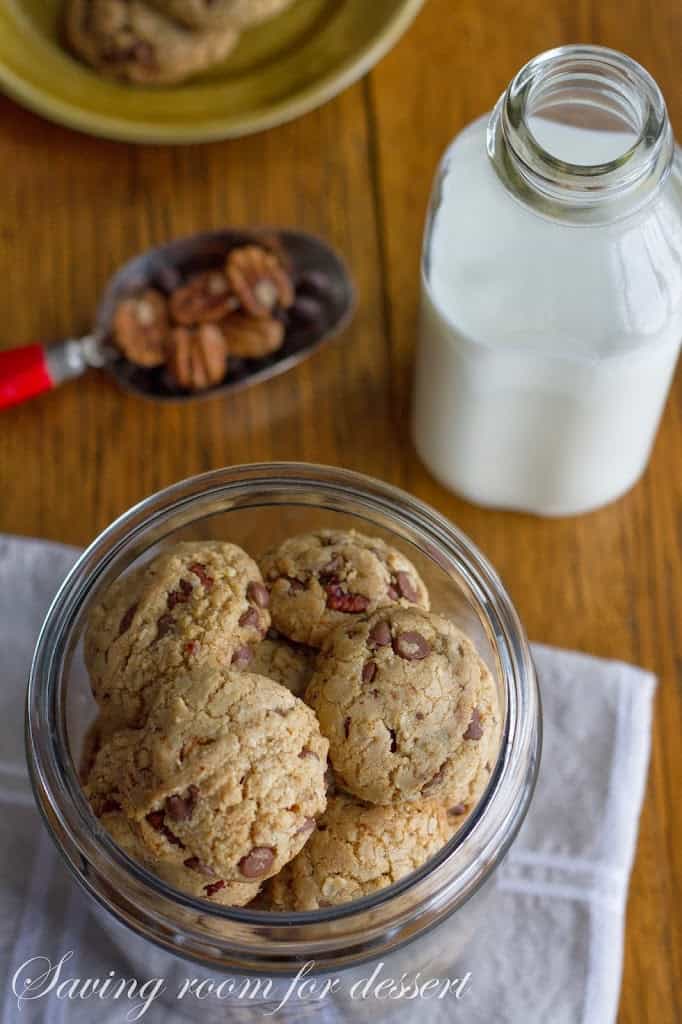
[0,0,424,143]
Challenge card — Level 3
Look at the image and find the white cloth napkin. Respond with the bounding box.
[0,535,656,1024]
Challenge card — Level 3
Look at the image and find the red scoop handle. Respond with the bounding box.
[0,345,54,411]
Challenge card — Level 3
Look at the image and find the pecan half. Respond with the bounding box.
[113,288,168,367]
[166,324,228,392]
[220,313,284,359]
[169,270,238,325]
[226,245,294,317]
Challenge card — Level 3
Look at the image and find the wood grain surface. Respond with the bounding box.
[0,1,680,1019]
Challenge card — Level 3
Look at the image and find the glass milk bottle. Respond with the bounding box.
[413,46,682,516]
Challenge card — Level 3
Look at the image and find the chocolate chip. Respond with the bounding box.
[118,603,138,637]
[231,645,253,667]
[165,785,198,822]
[395,571,418,602]
[167,578,193,610]
[388,728,397,753]
[319,555,343,581]
[239,846,275,879]
[189,562,214,589]
[247,581,270,608]
[362,660,377,683]
[415,711,424,721]
[146,811,164,831]
[393,631,431,661]
[100,797,121,815]
[204,880,226,897]
[146,810,184,848]
[463,708,483,741]
[344,717,351,738]
[368,620,392,649]
[449,803,468,817]
[184,856,216,877]
[421,763,448,795]
[299,747,319,760]
[239,607,260,628]
[156,614,175,640]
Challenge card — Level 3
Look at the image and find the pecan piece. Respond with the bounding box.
[169,270,238,325]
[189,562,214,589]
[166,324,227,392]
[112,288,168,367]
[167,578,193,610]
[324,583,370,614]
[226,245,294,317]
[220,313,284,358]
[204,880,226,898]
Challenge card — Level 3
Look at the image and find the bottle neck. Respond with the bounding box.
[487,45,675,224]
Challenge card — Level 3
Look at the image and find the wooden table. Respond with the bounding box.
[1,1,680,1019]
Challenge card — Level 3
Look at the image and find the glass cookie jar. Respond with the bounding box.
[414,46,682,516]
[26,465,540,1021]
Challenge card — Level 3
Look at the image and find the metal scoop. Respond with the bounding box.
[0,228,355,411]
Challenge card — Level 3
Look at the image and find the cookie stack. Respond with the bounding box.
[63,0,295,85]
[81,529,501,910]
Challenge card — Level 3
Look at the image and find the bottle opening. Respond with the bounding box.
[488,45,674,221]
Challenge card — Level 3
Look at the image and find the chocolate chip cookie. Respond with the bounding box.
[64,0,240,85]
[260,530,430,647]
[87,665,328,885]
[85,541,270,729]
[306,607,498,805]
[265,793,450,910]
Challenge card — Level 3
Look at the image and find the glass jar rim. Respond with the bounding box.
[488,44,675,223]
[26,463,541,972]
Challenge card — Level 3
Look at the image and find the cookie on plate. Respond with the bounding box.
[63,0,240,85]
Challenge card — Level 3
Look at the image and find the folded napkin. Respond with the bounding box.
[0,535,656,1024]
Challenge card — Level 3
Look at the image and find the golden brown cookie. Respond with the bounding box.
[306,607,497,805]
[260,529,430,647]
[86,666,329,885]
[63,0,240,85]
[84,541,270,729]
[100,811,261,906]
[265,794,450,910]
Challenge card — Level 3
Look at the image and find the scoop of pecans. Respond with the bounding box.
[112,243,297,392]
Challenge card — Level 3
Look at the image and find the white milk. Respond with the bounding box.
[413,111,682,516]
